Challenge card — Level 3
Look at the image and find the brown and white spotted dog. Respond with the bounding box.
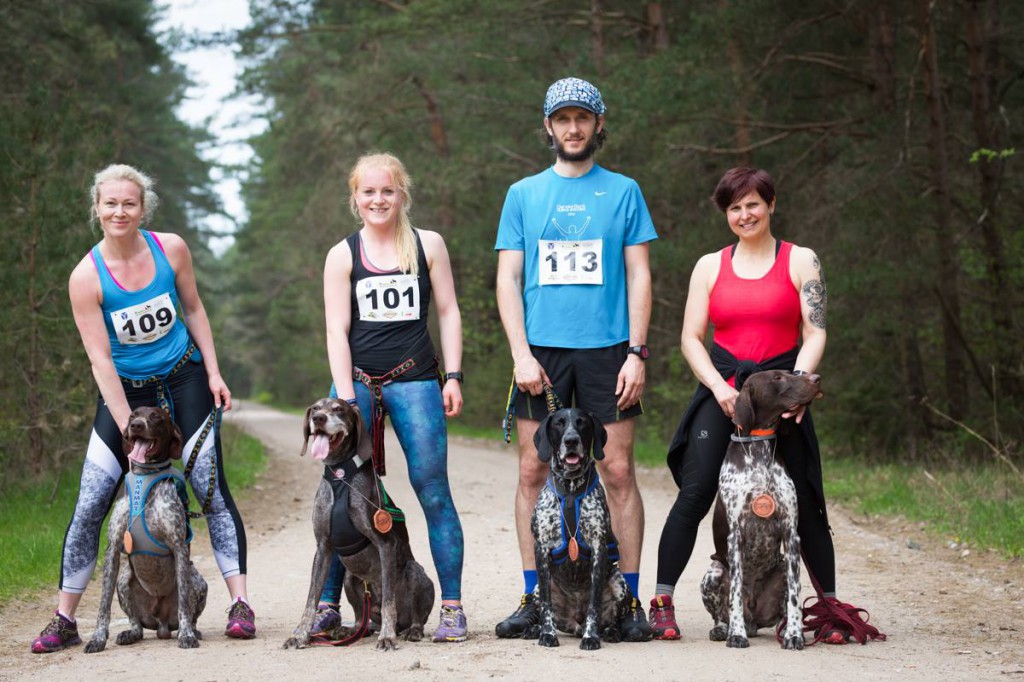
[700,370,822,650]
[85,406,207,653]
[531,408,634,650]
[284,398,434,652]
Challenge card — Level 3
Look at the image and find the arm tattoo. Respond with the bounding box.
[803,256,827,329]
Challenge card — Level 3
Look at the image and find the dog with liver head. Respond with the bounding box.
[700,369,822,650]
[85,406,207,653]
[531,407,635,650]
[284,398,433,651]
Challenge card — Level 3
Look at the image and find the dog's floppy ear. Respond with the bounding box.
[589,413,608,461]
[351,404,374,462]
[168,422,184,460]
[732,387,755,433]
[534,413,555,463]
[300,403,315,457]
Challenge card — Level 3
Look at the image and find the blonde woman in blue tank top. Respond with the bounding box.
[31,164,256,653]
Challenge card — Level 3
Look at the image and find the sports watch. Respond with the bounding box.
[627,345,649,360]
[445,371,464,383]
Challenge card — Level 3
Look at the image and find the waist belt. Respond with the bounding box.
[119,344,197,421]
[352,358,418,476]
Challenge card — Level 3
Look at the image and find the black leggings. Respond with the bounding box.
[60,357,247,593]
[656,396,836,594]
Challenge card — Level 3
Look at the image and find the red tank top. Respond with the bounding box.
[708,241,800,382]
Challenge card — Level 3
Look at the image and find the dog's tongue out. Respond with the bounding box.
[310,434,332,461]
[128,439,152,464]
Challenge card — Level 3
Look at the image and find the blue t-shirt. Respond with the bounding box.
[91,230,197,379]
[494,165,658,348]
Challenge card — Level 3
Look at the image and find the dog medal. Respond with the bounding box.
[373,509,393,534]
[123,530,134,554]
[751,494,776,518]
[568,537,580,562]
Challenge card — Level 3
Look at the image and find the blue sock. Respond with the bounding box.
[623,572,640,597]
[523,570,538,595]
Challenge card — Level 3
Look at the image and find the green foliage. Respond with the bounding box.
[0,423,266,607]
[0,0,220,481]
[225,0,1024,466]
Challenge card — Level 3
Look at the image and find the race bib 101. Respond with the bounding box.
[538,238,603,286]
[356,274,420,321]
[110,292,177,345]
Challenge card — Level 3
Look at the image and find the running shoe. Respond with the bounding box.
[432,605,468,643]
[225,599,257,639]
[494,593,540,639]
[649,595,681,640]
[31,611,82,653]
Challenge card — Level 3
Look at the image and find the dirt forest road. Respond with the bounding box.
[3,400,1023,681]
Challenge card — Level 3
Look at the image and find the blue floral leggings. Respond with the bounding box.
[322,378,464,602]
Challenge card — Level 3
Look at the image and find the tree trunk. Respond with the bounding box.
[720,0,751,164]
[591,0,605,77]
[646,3,670,52]
[413,77,454,232]
[963,0,1018,399]
[919,0,967,420]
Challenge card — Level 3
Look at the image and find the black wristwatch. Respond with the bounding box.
[445,371,464,383]
[627,345,649,360]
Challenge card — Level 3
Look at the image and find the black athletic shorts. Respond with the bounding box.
[514,342,644,423]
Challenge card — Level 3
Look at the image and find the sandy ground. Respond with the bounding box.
[2,400,1023,681]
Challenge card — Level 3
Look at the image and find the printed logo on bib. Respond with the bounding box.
[538,239,603,286]
[111,293,177,345]
[356,274,420,321]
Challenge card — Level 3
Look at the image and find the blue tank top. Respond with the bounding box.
[91,230,196,379]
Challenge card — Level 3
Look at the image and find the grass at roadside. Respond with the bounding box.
[823,456,1024,557]
[0,423,267,608]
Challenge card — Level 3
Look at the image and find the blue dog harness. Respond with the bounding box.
[123,462,192,557]
[546,469,620,566]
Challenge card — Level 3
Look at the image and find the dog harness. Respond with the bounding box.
[545,468,620,566]
[123,462,192,557]
[323,456,406,557]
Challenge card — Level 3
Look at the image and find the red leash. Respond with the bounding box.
[309,585,374,647]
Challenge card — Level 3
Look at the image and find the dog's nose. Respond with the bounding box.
[563,435,580,449]
[312,413,327,425]
[807,374,821,384]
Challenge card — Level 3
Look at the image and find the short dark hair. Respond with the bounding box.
[711,167,776,212]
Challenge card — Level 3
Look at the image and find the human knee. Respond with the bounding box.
[597,455,635,493]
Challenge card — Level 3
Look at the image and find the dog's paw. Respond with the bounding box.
[709,624,728,641]
[600,626,622,644]
[726,633,749,648]
[375,635,398,652]
[579,636,601,651]
[537,631,559,648]
[177,633,200,649]
[115,628,143,646]
[195,629,203,640]
[83,638,107,654]
[403,625,424,642]
[282,635,308,649]
[782,634,805,650]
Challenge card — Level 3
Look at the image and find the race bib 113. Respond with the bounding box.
[538,238,603,286]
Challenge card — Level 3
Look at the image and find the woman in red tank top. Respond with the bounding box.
[648,168,881,646]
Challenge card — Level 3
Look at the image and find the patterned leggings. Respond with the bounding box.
[59,358,247,593]
[321,379,464,602]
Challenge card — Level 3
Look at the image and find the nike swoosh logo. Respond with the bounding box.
[595,191,607,196]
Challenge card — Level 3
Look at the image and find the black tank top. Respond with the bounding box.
[346,230,436,380]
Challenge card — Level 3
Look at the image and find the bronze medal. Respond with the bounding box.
[751,494,776,519]
[568,537,580,562]
[373,509,393,534]
[123,530,133,554]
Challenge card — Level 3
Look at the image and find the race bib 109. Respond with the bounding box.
[110,293,177,345]
[356,274,420,321]
[538,238,603,286]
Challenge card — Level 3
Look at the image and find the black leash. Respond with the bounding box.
[182,406,222,519]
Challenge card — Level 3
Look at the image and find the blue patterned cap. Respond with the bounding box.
[543,77,606,117]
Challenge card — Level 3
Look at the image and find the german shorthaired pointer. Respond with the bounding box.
[532,407,634,650]
[284,398,434,651]
[700,370,822,650]
[85,406,207,652]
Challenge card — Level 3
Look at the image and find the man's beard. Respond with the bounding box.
[554,136,598,162]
